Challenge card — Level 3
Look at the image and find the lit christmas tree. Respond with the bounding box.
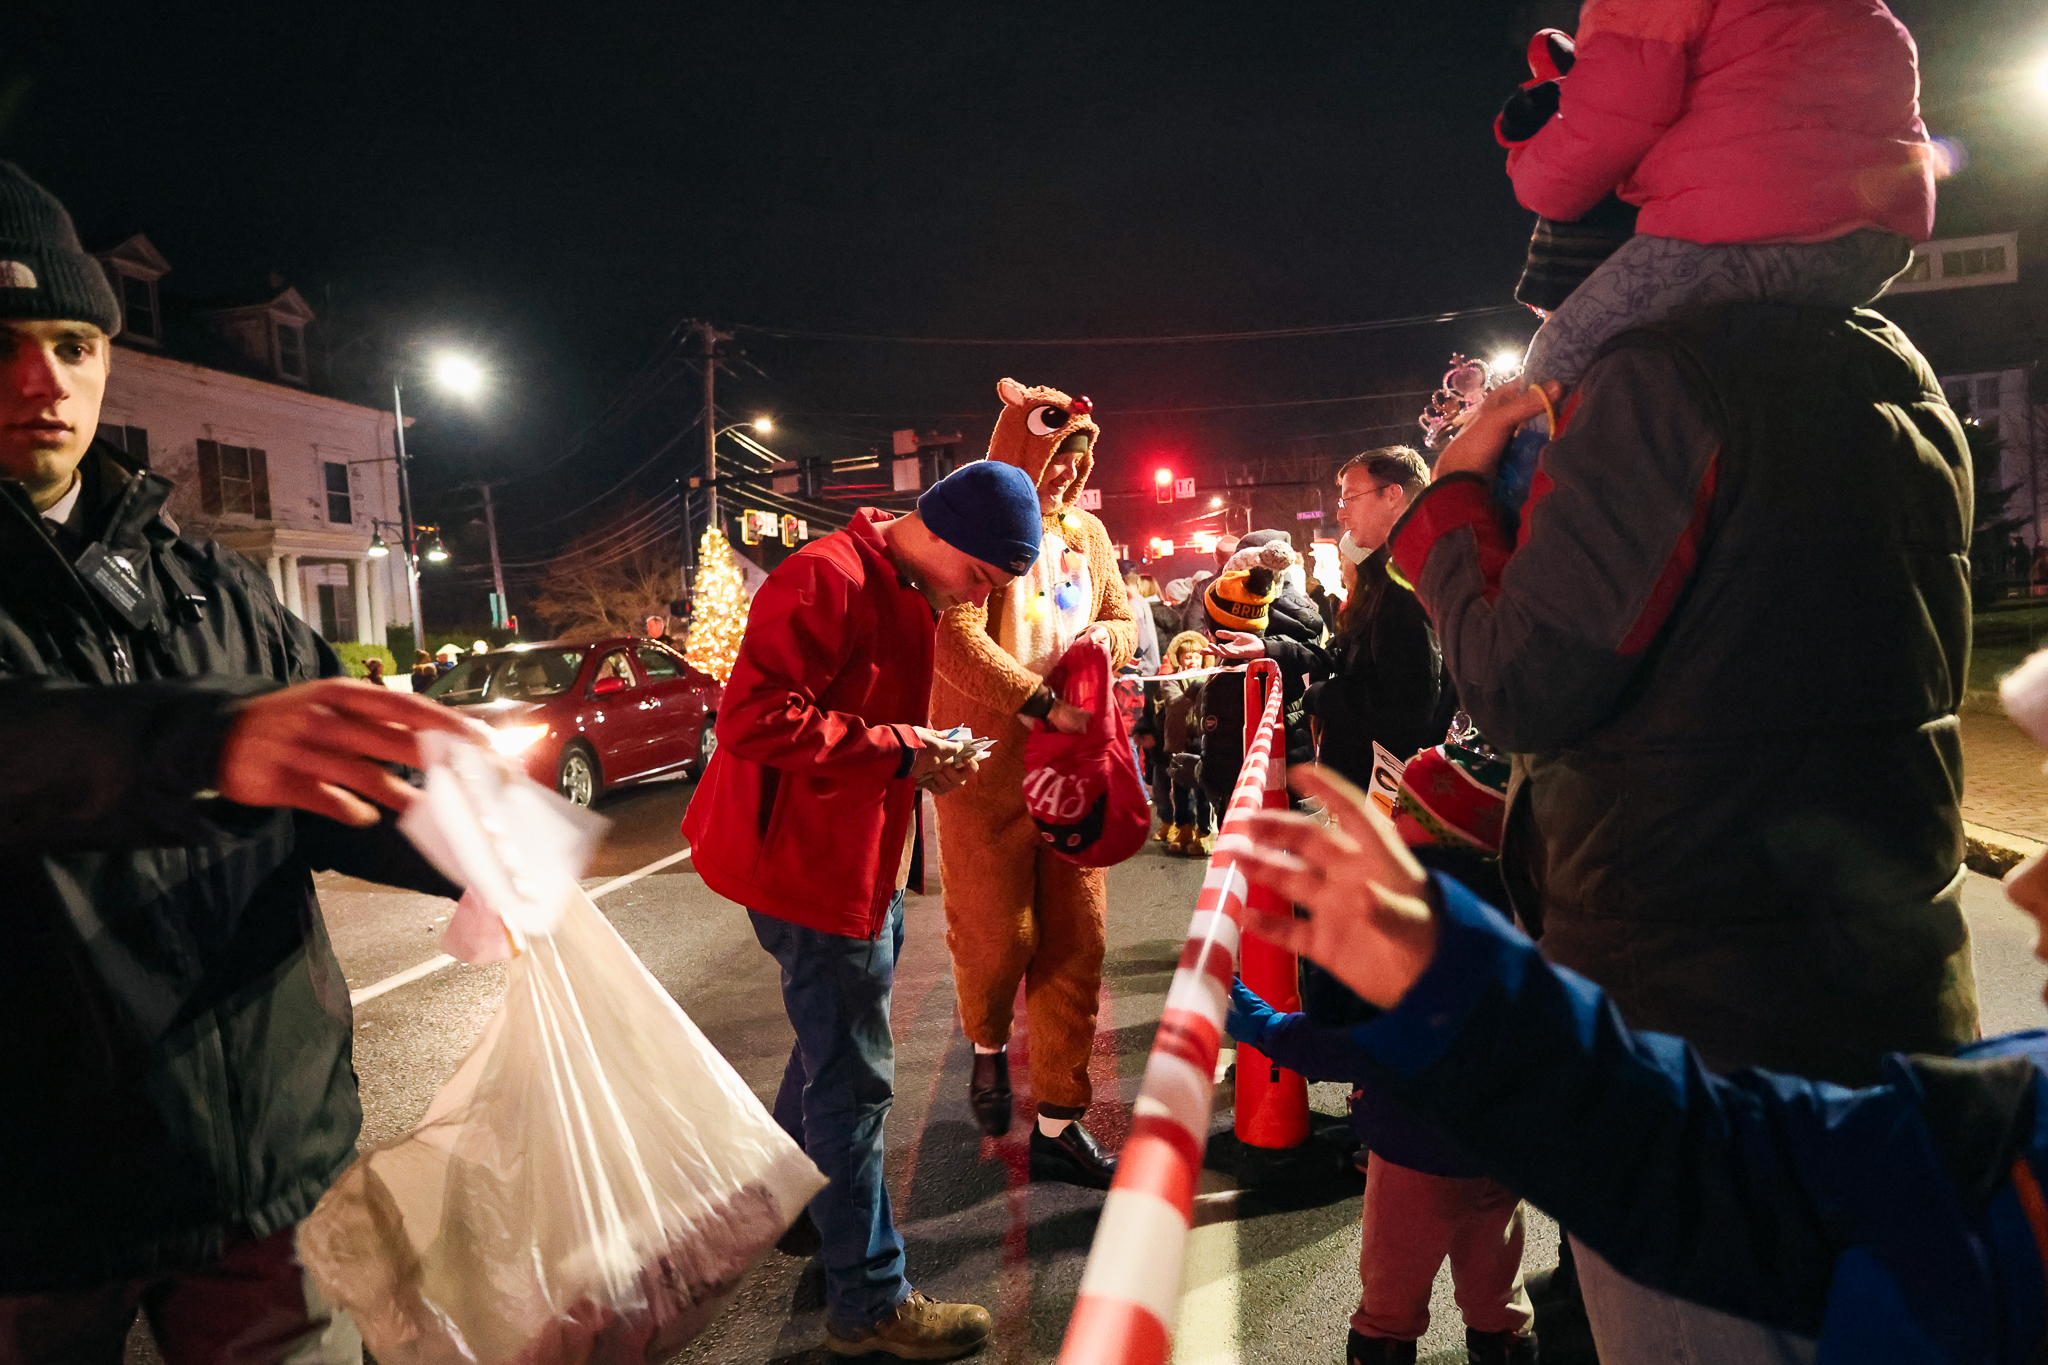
[684,529,750,683]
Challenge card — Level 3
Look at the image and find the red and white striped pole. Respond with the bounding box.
[1058,659,1285,1365]
[1232,660,1310,1151]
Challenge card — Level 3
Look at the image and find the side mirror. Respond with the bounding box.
[591,675,626,697]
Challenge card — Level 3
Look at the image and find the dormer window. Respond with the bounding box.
[277,322,306,380]
[120,274,158,342]
[91,236,171,347]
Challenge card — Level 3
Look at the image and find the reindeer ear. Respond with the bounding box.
[997,378,1028,408]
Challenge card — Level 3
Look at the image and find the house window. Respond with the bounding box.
[196,439,272,519]
[315,582,357,642]
[323,461,353,523]
[276,323,305,379]
[120,274,157,342]
[1943,246,2009,280]
[95,424,150,467]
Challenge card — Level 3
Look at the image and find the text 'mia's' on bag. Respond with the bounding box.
[1023,637,1151,867]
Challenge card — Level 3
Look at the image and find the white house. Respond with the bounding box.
[1884,230,2048,557]
[90,235,413,646]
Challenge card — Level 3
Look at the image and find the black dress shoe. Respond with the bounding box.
[1029,1120,1116,1189]
[969,1051,1013,1136]
[775,1208,821,1257]
[1345,1330,1417,1365]
[1465,1327,1539,1365]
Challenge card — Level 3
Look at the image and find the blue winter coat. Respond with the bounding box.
[1226,978,1485,1179]
[1354,873,2048,1363]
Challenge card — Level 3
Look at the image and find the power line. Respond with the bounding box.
[1109,388,1434,416]
[772,386,1437,424]
[515,415,703,530]
[730,305,1524,348]
[495,493,681,569]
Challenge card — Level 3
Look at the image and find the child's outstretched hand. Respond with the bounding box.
[1433,381,1562,483]
[1229,765,1440,1010]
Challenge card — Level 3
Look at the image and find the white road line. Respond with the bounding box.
[1173,1171,1243,1365]
[584,844,696,898]
[346,846,695,1007]
[349,953,457,1007]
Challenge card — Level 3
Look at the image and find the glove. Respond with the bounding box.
[1226,977,1280,1046]
[1168,752,1200,784]
[1497,81,1561,144]
[1493,28,1577,147]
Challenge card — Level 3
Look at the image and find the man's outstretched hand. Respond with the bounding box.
[218,679,491,826]
[1432,380,1562,483]
[1230,764,1440,1010]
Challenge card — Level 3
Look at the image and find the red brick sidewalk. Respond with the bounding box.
[1962,696,2048,844]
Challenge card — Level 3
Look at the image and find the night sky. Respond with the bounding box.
[7,0,2043,614]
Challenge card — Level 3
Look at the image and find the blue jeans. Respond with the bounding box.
[748,893,909,1331]
[1573,1238,1818,1365]
[1170,779,1213,832]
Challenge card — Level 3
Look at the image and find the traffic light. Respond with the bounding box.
[920,441,961,488]
[1155,467,1174,504]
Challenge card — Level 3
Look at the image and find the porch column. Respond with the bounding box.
[352,556,376,644]
[265,555,284,601]
[368,553,389,645]
[279,553,304,618]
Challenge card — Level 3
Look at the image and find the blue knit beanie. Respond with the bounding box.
[917,460,1043,576]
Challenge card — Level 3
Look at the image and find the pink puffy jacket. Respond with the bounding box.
[1505,0,1935,245]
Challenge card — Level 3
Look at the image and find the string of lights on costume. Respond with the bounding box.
[1418,351,1557,533]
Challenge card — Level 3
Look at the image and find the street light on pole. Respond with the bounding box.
[390,348,487,647]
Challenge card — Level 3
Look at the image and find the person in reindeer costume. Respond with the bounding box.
[931,378,1136,1189]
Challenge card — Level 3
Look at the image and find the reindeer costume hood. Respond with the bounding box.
[987,377,1099,514]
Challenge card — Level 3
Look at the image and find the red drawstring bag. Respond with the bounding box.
[1023,638,1152,867]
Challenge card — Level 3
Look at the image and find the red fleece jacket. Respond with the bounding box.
[682,508,933,937]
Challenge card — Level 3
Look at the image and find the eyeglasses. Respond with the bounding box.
[1334,480,1395,510]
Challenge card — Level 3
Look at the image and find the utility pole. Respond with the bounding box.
[694,320,734,537]
[479,482,508,629]
[390,377,425,642]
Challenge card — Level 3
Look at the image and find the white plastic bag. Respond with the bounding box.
[299,742,825,1364]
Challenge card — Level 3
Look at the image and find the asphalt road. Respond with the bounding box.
[122,774,2047,1365]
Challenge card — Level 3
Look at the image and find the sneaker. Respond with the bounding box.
[1345,1330,1417,1365]
[1157,821,1182,846]
[1465,1327,1539,1365]
[824,1291,993,1360]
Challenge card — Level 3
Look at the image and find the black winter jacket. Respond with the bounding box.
[1391,305,1975,1086]
[1307,548,1458,787]
[0,447,459,1291]
[1197,589,1332,803]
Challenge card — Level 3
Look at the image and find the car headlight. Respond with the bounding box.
[489,723,550,756]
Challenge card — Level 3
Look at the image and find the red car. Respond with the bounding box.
[423,637,721,807]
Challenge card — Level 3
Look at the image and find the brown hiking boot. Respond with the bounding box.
[824,1291,993,1360]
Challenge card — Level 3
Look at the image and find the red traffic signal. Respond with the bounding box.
[1155,467,1174,503]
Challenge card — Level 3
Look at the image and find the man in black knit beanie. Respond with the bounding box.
[0,161,486,1364]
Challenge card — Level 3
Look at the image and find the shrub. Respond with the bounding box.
[332,642,398,680]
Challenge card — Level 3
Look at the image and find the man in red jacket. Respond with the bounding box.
[682,459,1043,1361]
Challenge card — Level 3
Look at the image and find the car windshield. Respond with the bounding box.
[426,649,586,704]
